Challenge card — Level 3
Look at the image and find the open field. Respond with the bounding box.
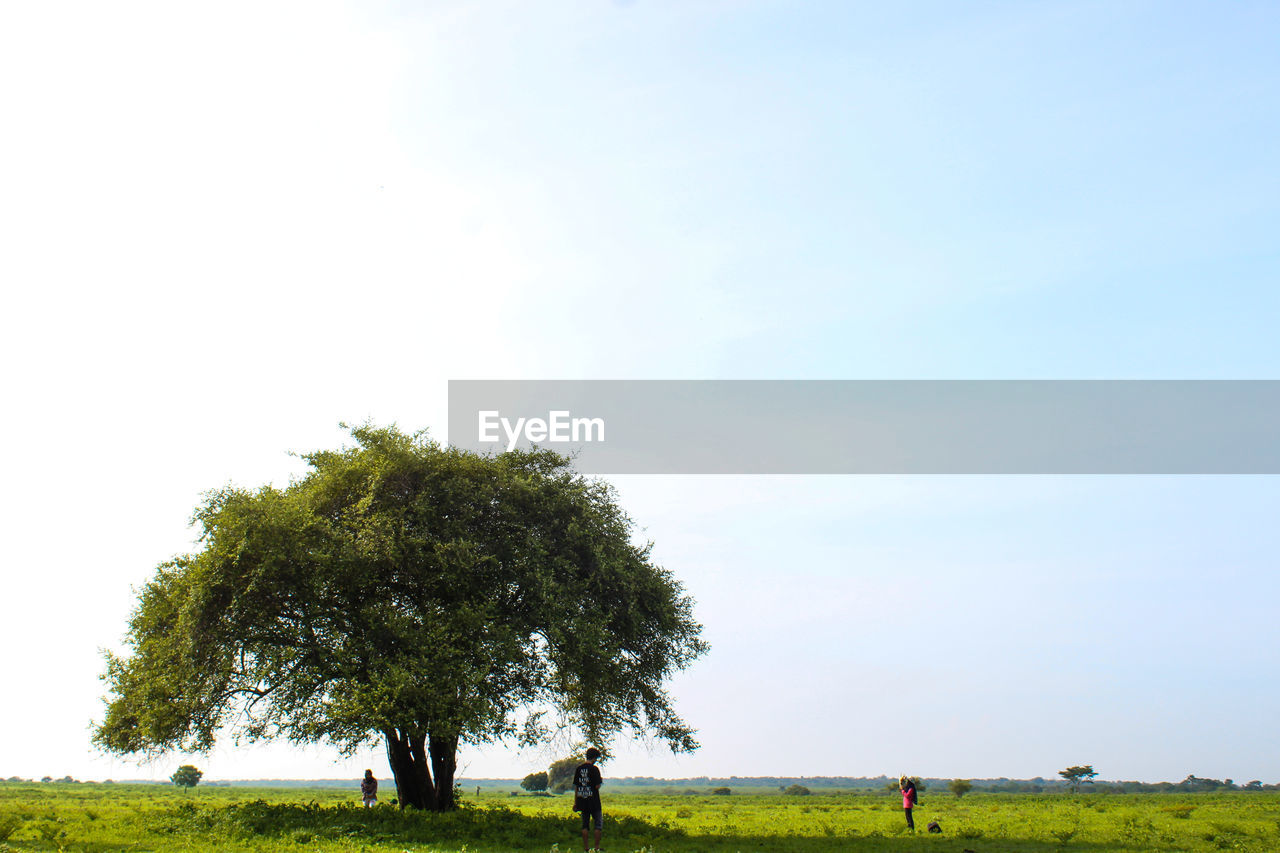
[2,783,1278,852]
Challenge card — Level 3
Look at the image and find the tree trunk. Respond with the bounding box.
[429,732,459,811]
[383,727,435,810]
[382,727,460,812]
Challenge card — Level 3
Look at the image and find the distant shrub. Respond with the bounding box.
[520,772,549,793]
[711,787,731,795]
[784,785,811,796]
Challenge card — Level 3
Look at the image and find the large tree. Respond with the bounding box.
[1059,765,1098,793]
[548,754,582,794]
[170,765,202,789]
[94,425,707,811]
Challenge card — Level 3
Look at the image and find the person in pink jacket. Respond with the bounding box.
[899,775,918,830]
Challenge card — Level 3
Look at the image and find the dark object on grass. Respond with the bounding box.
[927,820,942,833]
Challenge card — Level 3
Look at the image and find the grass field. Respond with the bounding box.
[2,782,1278,852]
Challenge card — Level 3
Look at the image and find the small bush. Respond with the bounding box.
[0,815,22,842]
[784,785,811,796]
[35,820,63,843]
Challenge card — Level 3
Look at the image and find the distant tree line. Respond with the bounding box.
[921,775,1278,794]
[506,774,1280,794]
[6,773,1275,793]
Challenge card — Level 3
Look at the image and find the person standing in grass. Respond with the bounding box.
[573,748,604,852]
[900,775,917,831]
[360,769,378,807]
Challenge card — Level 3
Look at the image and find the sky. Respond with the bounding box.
[1,0,1278,785]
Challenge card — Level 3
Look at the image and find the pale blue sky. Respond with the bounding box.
[1,1,1277,784]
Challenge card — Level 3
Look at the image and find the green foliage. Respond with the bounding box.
[170,765,202,789]
[95,425,707,810]
[783,784,810,796]
[711,787,731,795]
[548,756,581,794]
[1059,765,1099,793]
[6,784,1280,851]
[949,778,973,798]
[520,772,549,793]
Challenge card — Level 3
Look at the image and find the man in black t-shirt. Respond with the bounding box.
[572,747,603,852]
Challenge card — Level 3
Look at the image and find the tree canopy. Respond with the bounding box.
[1059,765,1098,793]
[548,755,582,794]
[520,771,549,792]
[170,765,202,789]
[95,425,707,810]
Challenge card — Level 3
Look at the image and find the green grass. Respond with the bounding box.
[2,782,1278,851]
